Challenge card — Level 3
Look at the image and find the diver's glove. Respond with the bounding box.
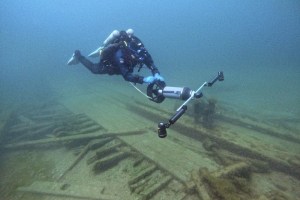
[154,73,165,82]
[143,73,165,84]
[143,76,156,84]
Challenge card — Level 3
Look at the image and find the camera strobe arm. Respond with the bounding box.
[157,71,224,138]
[157,105,187,138]
[177,71,224,111]
[176,82,206,112]
[207,71,224,87]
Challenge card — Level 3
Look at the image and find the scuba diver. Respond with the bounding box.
[67,29,224,138]
[68,29,165,85]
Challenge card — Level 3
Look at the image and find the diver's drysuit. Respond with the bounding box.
[74,30,160,84]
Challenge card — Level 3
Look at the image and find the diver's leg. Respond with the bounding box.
[78,56,106,74]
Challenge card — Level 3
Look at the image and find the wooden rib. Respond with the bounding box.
[140,175,172,200]
[93,151,129,172]
[128,165,157,186]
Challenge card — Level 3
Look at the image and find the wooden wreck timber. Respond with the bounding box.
[87,141,123,165]
[128,165,157,186]
[93,151,130,172]
[139,175,173,200]
[2,98,299,199]
[59,137,117,180]
[211,162,251,178]
[3,130,146,149]
[1,105,107,144]
[190,170,211,200]
[17,181,116,200]
[188,162,252,200]
[88,137,114,150]
[58,141,92,180]
[219,116,300,144]
[61,133,185,198]
[126,102,300,181]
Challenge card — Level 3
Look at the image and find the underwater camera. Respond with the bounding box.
[147,71,224,138]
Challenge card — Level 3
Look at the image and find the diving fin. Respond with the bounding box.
[67,53,79,65]
[88,46,104,57]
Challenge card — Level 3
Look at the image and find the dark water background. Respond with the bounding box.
[1,0,299,119]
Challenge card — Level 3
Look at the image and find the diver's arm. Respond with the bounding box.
[146,63,160,75]
[136,47,160,75]
[131,36,160,75]
[142,50,161,75]
[119,64,144,84]
[134,44,164,82]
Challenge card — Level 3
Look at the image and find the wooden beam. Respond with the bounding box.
[3,130,145,150]
[17,181,116,200]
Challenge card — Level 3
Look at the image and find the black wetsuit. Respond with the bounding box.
[77,33,160,84]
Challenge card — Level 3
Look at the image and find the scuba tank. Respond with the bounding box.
[89,29,134,57]
[103,30,120,46]
[103,29,134,46]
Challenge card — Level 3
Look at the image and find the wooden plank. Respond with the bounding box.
[17,181,116,200]
[128,165,157,185]
[93,151,129,172]
[119,133,219,182]
[140,175,172,200]
[211,162,250,178]
[3,130,145,149]
[58,137,115,180]
[127,103,300,180]
[191,170,211,200]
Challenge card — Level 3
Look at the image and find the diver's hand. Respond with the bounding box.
[143,74,165,84]
[154,73,165,82]
[143,76,156,84]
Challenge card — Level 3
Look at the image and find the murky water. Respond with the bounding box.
[1,1,299,199]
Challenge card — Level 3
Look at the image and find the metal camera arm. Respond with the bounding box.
[176,71,224,111]
[157,71,224,138]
